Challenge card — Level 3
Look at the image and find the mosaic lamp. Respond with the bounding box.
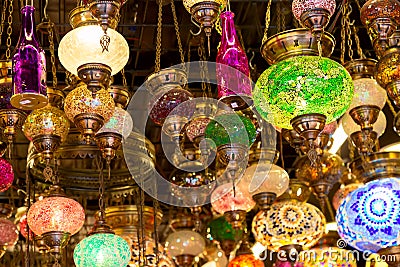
[292,0,336,36]
[64,83,115,143]
[227,252,264,267]
[332,183,363,210]
[336,178,400,253]
[0,218,18,259]
[0,158,14,193]
[360,0,400,48]
[207,216,242,256]
[58,6,129,94]
[349,78,387,111]
[27,186,85,253]
[211,182,255,229]
[73,233,131,267]
[252,180,326,253]
[22,105,70,162]
[239,162,290,211]
[253,56,354,130]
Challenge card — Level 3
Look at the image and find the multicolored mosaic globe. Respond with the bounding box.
[252,200,326,251]
[336,178,400,253]
[253,56,354,129]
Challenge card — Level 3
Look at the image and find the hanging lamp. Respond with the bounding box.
[58,5,129,94]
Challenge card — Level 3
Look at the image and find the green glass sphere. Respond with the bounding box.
[73,233,131,267]
[204,113,257,148]
[253,56,354,129]
[207,216,243,241]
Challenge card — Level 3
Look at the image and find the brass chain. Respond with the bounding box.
[215,16,222,35]
[5,0,13,60]
[199,39,212,97]
[277,1,282,32]
[0,0,8,47]
[340,0,347,64]
[345,4,353,60]
[121,68,128,87]
[155,1,162,73]
[48,24,58,88]
[98,158,105,220]
[170,0,186,72]
[354,0,362,11]
[262,0,272,44]
[352,24,365,59]
[153,197,160,265]
[387,98,398,117]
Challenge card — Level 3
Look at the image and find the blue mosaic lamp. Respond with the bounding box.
[336,178,400,253]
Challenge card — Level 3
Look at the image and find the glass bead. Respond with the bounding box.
[253,56,354,129]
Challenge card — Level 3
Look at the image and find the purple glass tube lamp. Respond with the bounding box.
[216,11,252,111]
[11,4,47,110]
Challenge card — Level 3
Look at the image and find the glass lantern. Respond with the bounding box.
[165,230,206,258]
[341,111,387,137]
[74,233,131,267]
[349,78,387,111]
[211,182,256,214]
[27,196,85,236]
[228,254,264,267]
[0,158,14,193]
[332,183,363,210]
[254,56,354,129]
[0,218,18,247]
[336,178,400,252]
[96,106,133,139]
[292,0,336,20]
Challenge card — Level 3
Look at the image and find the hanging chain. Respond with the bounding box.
[48,24,58,88]
[155,1,163,73]
[121,68,127,87]
[215,16,222,35]
[153,194,160,265]
[354,0,362,12]
[199,40,212,97]
[170,0,186,72]
[140,187,147,266]
[352,24,365,59]
[345,4,353,61]
[262,0,272,44]
[98,158,105,220]
[340,0,347,64]
[5,0,13,60]
[387,98,398,117]
[277,2,282,32]
[0,0,8,47]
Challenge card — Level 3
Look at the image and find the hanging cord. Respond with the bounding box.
[154,1,163,73]
[140,188,147,266]
[5,0,13,60]
[48,22,58,88]
[199,39,212,97]
[24,165,31,267]
[133,188,143,266]
[0,0,8,48]
[345,5,354,61]
[170,0,186,73]
[98,158,105,221]
[261,0,272,44]
[340,0,348,64]
[153,197,160,266]
[121,68,128,88]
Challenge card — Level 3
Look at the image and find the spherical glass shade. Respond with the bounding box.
[64,83,115,123]
[58,25,129,76]
[185,117,211,143]
[295,152,345,187]
[332,183,363,210]
[204,113,257,147]
[22,105,70,142]
[73,233,131,267]
[211,183,256,214]
[165,230,206,257]
[149,88,193,126]
[0,218,18,246]
[227,254,264,267]
[341,111,386,136]
[360,0,400,28]
[183,0,227,12]
[27,196,85,236]
[207,216,242,242]
[299,248,357,267]
[254,56,354,129]
[292,0,336,20]
[376,50,400,89]
[252,200,326,251]
[336,178,400,252]
[349,78,387,110]
[0,158,14,192]
[96,106,133,139]
[239,163,289,197]
[17,213,32,239]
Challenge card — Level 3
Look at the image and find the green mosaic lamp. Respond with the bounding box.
[253,56,354,130]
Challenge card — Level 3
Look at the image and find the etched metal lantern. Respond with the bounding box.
[292,0,336,36]
[360,0,400,49]
[22,105,70,161]
[254,56,354,129]
[11,5,47,110]
[64,83,115,143]
[183,0,227,37]
[336,178,400,253]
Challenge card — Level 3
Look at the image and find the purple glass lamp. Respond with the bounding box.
[11,4,47,110]
[216,11,252,111]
